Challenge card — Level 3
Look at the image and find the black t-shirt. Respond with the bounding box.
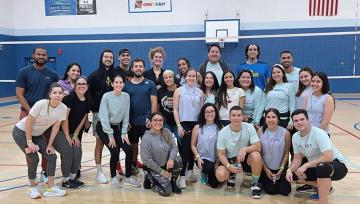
[157,87,175,125]
[114,66,134,82]
[144,68,165,89]
[62,91,90,134]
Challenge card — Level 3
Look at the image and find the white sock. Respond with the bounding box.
[70,173,76,180]
[96,164,102,173]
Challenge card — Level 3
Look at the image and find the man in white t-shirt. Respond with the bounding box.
[216,106,263,199]
[286,109,348,203]
[280,50,300,92]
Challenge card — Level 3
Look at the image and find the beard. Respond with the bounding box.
[133,71,143,78]
[34,58,46,66]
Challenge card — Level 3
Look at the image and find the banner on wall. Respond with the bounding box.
[128,0,172,13]
[45,0,97,16]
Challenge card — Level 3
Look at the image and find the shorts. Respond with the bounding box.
[128,124,147,144]
[292,159,347,181]
[227,156,252,173]
[92,112,99,138]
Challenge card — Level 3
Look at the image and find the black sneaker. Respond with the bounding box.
[72,179,85,187]
[171,180,182,194]
[62,180,80,189]
[226,173,236,188]
[250,183,262,199]
[143,172,152,189]
[296,184,317,193]
[76,170,81,179]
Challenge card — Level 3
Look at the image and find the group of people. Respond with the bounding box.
[13,44,347,204]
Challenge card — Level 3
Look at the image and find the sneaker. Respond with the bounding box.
[186,170,197,182]
[226,174,236,189]
[251,183,262,199]
[110,177,123,188]
[76,170,81,179]
[62,179,80,189]
[95,171,108,184]
[40,171,48,183]
[177,176,186,189]
[116,163,124,175]
[124,176,141,188]
[136,160,144,168]
[132,165,140,175]
[143,173,152,189]
[43,186,66,197]
[309,186,334,200]
[296,184,317,193]
[72,179,85,187]
[171,180,182,194]
[27,187,41,199]
[200,172,208,185]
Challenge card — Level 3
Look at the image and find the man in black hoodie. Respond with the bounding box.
[88,49,115,184]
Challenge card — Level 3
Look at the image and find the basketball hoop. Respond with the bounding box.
[218,37,225,48]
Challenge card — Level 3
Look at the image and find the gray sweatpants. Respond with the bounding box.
[53,131,82,177]
[12,126,57,180]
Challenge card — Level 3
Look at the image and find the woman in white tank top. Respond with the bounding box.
[305,72,335,132]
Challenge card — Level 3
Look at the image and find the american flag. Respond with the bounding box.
[309,0,339,16]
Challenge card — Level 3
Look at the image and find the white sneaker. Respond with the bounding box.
[124,176,141,188]
[96,171,108,184]
[43,186,66,197]
[186,170,197,182]
[110,177,123,188]
[178,176,186,189]
[27,187,41,199]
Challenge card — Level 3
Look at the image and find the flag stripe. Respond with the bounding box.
[309,0,338,16]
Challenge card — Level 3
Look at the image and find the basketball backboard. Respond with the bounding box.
[205,19,240,46]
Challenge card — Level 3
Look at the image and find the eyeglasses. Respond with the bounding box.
[76,83,87,86]
[152,118,164,122]
[205,110,215,114]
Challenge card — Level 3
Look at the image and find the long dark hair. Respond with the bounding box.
[217,71,235,108]
[73,76,94,111]
[296,67,314,97]
[149,112,172,144]
[262,108,280,133]
[197,103,222,131]
[200,71,219,93]
[98,49,114,70]
[235,69,255,92]
[62,63,82,80]
[264,64,288,94]
[177,57,191,78]
[312,72,336,109]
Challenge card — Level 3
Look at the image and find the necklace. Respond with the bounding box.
[185,85,197,107]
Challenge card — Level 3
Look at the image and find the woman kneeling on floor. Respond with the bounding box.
[141,112,182,196]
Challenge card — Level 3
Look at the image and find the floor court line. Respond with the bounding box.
[0,154,111,183]
[331,122,360,140]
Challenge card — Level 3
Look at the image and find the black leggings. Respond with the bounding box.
[179,121,196,176]
[196,159,219,188]
[96,123,133,178]
[292,159,348,181]
[259,168,291,196]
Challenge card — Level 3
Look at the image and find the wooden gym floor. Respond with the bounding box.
[0,95,359,204]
